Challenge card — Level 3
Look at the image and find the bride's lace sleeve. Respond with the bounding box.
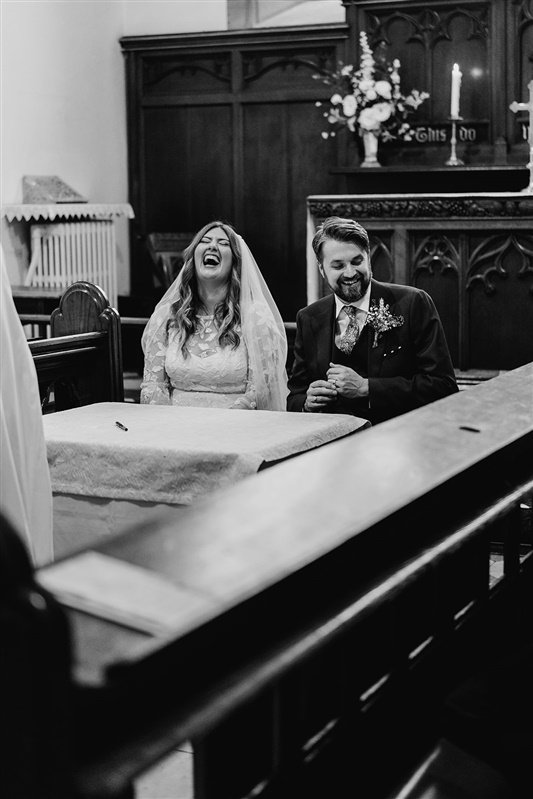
[140,326,171,405]
[229,342,257,410]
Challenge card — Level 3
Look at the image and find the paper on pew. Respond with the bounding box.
[38,551,210,637]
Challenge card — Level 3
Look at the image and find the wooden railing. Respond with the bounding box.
[2,364,532,798]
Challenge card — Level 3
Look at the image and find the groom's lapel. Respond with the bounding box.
[367,281,396,376]
[311,296,335,374]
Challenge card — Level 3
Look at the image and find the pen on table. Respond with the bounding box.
[115,421,128,432]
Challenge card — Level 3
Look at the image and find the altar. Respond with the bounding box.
[306,192,533,373]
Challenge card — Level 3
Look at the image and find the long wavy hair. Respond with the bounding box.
[167,221,242,356]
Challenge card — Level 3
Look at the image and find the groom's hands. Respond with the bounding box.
[327,363,368,399]
[303,379,337,412]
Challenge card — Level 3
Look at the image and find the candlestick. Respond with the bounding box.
[450,63,462,119]
[445,117,464,166]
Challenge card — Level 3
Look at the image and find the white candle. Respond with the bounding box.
[450,63,462,119]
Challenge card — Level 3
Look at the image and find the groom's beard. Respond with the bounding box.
[334,271,371,303]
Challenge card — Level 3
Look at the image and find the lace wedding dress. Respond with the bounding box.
[140,315,256,408]
[141,232,288,411]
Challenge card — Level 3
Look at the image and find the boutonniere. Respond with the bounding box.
[366,298,404,348]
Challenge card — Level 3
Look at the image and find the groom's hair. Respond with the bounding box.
[312,217,370,263]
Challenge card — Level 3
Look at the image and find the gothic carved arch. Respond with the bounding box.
[412,235,460,280]
[466,234,533,295]
[365,6,489,51]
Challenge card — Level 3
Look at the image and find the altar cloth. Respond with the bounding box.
[43,402,369,507]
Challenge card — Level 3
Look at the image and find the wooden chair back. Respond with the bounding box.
[30,281,124,411]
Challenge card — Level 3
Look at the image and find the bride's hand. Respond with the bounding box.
[229,395,256,410]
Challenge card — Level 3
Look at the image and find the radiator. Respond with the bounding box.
[25,221,118,308]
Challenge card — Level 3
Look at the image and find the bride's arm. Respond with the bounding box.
[229,347,257,410]
[140,326,172,405]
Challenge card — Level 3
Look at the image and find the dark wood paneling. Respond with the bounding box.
[143,105,235,231]
[242,100,338,317]
[121,25,348,310]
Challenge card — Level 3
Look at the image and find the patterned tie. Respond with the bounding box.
[338,306,361,355]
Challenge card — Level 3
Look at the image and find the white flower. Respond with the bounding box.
[358,78,374,93]
[375,80,392,100]
[342,94,357,117]
[358,107,381,131]
[372,102,393,122]
[404,90,430,109]
[330,93,343,105]
[321,131,329,139]
[341,65,353,76]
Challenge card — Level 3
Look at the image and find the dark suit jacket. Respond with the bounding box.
[287,280,458,424]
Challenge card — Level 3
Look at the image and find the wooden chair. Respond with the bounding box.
[145,232,194,289]
[29,281,124,411]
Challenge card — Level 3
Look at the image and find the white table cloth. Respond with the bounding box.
[44,402,369,504]
[44,403,369,556]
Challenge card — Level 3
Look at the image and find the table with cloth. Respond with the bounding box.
[43,402,369,557]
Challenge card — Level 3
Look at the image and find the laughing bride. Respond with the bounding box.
[140,220,288,411]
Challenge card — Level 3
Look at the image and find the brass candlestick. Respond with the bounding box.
[446,117,464,166]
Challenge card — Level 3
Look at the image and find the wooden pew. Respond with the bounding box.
[26,281,124,411]
[3,364,532,798]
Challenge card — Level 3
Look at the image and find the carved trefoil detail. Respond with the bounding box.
[413,235,460,279]
[466,234,533,295]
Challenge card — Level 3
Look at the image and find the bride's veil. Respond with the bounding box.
[238,234,288,411]
[141,230,288,411]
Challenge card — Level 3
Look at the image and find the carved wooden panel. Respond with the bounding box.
[241,48,333,90]
[412,233,461,363]
[143,54,232,96]
[467,230,533,369]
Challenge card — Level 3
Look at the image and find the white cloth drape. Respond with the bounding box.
[0,248,53,565]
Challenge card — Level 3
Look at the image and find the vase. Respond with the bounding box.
[361,130,381,168]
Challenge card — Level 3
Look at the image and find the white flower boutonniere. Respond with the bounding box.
[366,298,404,348]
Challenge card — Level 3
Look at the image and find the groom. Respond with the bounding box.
[287,216,458,424]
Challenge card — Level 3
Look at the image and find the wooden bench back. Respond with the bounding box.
[28,281,124,411]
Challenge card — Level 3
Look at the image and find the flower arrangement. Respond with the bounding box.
[315,31,429,142]
[366,298,404,348]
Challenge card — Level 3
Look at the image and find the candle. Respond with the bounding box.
[450,63,462,119]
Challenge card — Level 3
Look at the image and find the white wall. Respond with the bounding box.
[123,0,228,36]
[1,0,128,287]
[0,0,228,290]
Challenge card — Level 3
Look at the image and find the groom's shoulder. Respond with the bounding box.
[297,294,333,319]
